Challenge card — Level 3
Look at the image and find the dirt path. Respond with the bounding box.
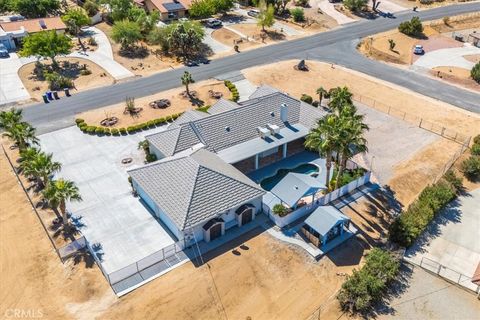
[0,152,113,319]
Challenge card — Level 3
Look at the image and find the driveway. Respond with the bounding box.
[405,188,480,292]
[317,0,357,25]
[39,126,176,275]
[368,0,407,13]
[0,54,31,105]
[413,45,480,70]
[203,28,232,54]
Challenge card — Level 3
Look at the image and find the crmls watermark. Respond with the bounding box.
[4,309,43,318]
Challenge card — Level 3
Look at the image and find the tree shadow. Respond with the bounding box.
[119,45,149,58]
[68,249,96,268]
[265,30,286,41]
[91,242,105,262]
[220,13,247,24]
[352,10,377,20]
[327,237,366,267]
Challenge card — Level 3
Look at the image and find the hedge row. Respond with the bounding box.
[75,113,183,136]
[224,80,240,102]
[389,170,461,247]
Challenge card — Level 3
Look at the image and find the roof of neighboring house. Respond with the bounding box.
[146,91,327,157]
[128,149,265,230]
[304,206,350,237]
[148,0,192,13]
[208,98,240,115]
[271,172,326,208]
[171,110,210,127]
[0,17,66,33]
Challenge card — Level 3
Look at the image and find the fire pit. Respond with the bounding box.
[121,157,133,164]
[179,90,199,99]
[149,99,171,109]
[100,117,119,127]
[208,90,223,99]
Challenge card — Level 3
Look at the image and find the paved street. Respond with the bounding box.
[17,2,480,134]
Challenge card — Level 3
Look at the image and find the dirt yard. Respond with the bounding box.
[430,66,479,91]
[18,57,114,102]
[0,150,114,320]
[212,27,259,51]
[78,79,230,128]
[102,229,366,320]
[243,60,480,138]
[95,22,180,77]
[229,23,288,44]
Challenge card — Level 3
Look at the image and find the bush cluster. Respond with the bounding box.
[398,17,424,37]
[471,62,480,84]
[290,8,305,22]
[272,203,289,217]
[224,80,240,102]
[45,72,74,90]
[300,93,313,104]
[75,113,183,136]
[389,171,461,247]
[337,248,400,313]
[459,134,480,181]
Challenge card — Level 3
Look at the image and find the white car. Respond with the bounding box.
[206,19,222,28]
[413,44,424,55]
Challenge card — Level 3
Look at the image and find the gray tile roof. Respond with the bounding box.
[305,206,350,237]
[248,85,279,99]
[271,173,326,208]
[128,149,265,230]
[172,110,210,127]
[147,90,327,158]
[208,98,239,115]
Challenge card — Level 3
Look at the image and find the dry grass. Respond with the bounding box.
[243,60,480,138]
[78,79,230,128]
[430,66,479,91]
[18,57,114,101]
[229,23,287,44]
[211,27,259,51]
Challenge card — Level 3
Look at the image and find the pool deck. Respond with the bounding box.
[248,151,326,184]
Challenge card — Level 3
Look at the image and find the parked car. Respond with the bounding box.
[0,44,9,58]
[206,19,222,28]
[185,60,199,67]
[413,44,424,55]
[179,17,189,22]
[247,9,260,17]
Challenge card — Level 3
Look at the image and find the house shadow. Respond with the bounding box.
[188,226,265,267]
[326,237,365,267]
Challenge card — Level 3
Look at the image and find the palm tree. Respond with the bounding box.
[181,71,194,97]
[334,109,369,189]
[2,122,39,150]
[316,87,328,107]
[42,179,82,227]
[0,108,23,130]
[18,147,41,173]
[22,151,62,188]
[328,86,353,112]
[305,114,341,188]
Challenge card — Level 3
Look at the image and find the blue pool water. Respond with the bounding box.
[260,164,319,191]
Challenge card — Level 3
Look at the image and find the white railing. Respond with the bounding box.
[57,236,87,259]
[267,171,372,228]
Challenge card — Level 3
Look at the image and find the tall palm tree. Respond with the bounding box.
[18,147,41,173]
[42,179,82,227]
[334,109,369,189]
[23,151,62,188]
[316,87,328,107]
[305,114,341,188]
[0,108,23,130]
[2,122,39,150]
[328,86,354,112]
[181,71,194,97]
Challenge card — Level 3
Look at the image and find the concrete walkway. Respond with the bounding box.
[70,26,134,80]
[368,0,407,13]
[318,0,357,25]
[413,44,480,70]
[0,53,31,106]
[204,28,231,54]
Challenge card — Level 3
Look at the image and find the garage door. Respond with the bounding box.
[242,209,252,225]
[210,223,222,241]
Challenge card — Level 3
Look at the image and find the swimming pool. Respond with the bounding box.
[260,163,319,191]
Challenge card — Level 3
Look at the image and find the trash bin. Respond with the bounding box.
[42,94,49,104]
[64,88,71,97]
[53,91,60,100]
[46,91,53,100]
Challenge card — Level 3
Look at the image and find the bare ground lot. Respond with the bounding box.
[243,60,480,138]
[18,58,114,102]
[78,79,230,128]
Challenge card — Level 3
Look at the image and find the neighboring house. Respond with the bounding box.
[144,0,192,21]
[0,17,67,51]
[129,87,328,245]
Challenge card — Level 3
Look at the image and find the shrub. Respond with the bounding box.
[45,72,74,90]
[471,62,480,84]
[471,143,480,156]
[272,204,289,217]
[75,118,85,125]
[80,69,92,76]
[111,128,120,136]
[86,126,96,134]
[443,170,463,192]
[79,123,88,132]
[398,17,424,37]
[300,94,313,104]
[473,134,480,145]
[165,115,173,122]
[337,248,399,313]
[127,126,136,133]
[146,153,157,163]
[119,127,127,135]
[343,0,368,12]
[83,0,99,16]
[95,127,105,135]
[461,156,480,181]
[154,118,166,125]
[104,128,112,136]
[172,113,182,120]
[290,8,305,22]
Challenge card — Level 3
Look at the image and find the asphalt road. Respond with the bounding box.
[20,3,480,133]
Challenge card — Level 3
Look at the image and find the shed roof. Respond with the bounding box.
[128,149,264,231]
[304,206,350,237]
[270,172,326,207]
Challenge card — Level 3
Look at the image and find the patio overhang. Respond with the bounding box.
[216,123,309,164]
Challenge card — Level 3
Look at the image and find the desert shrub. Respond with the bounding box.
[337,248,399,314]
[300,94,313,104]
[111,128,120,136]
[471,62,480,83]
[119,127,127,135]
[95,127,105,135]
[154,118,166,125]
[146,153,157,163]
[461,156,480,181]
[80,69,92,76]
[290,8,305,22]
[398,17,424,37]
[443,170,463,192]
[343,0,367,12]
[295,0,309,6]
[473,134,480,145]
[272,204,289,217]
[419,0,433,4]
[75,118,85,125]
[471,144,480,156]
[45,72,74,90]
[86,126,96,134]
[389,174,459,247]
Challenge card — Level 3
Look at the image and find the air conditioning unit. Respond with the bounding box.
[266,123,280,135]
[257,127,271,139]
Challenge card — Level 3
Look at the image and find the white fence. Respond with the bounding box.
[266,171,372,228]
